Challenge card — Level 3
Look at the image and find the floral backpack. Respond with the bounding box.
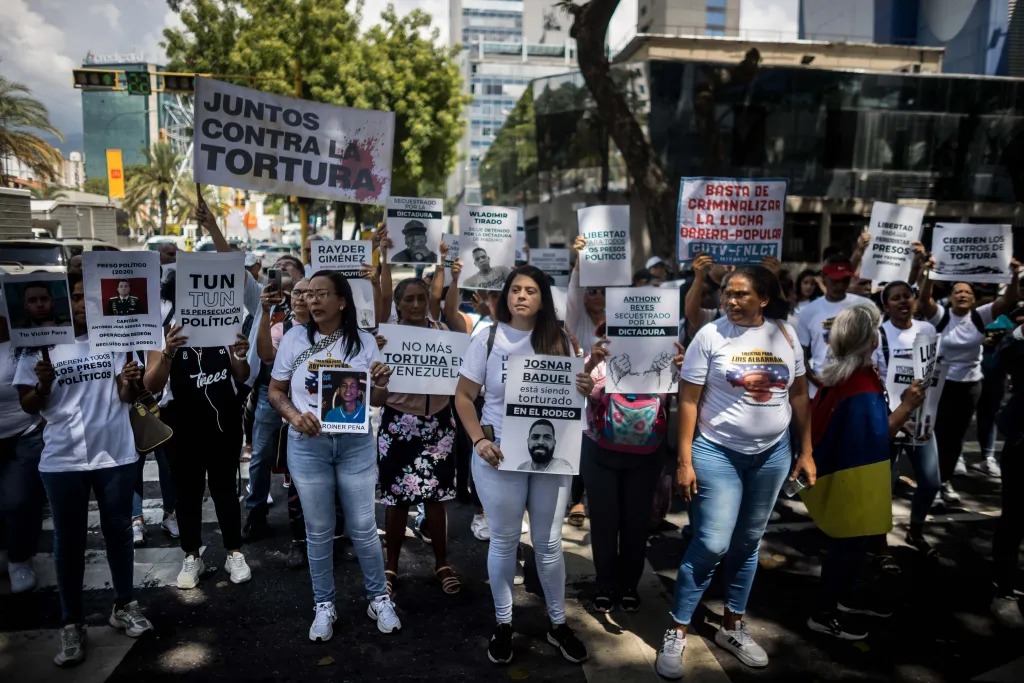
[586,361,667,454]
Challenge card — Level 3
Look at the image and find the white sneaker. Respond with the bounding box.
[109,601,154,637]
[655,629,686,680]
[224,552,252,584]
[940,481,961,506]
[53,624,86,667]
[176,555,205,590]
[309,602,336,642]
[979,454,1002,478]
[470,514,490,542]
[954,457,967,476]
[368,595,402,633]
[715,621,768,668]
[162,512,180,538]
[8,560,37,593]
[132,519,147,546]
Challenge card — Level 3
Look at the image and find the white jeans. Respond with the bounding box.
[472,449,571,625]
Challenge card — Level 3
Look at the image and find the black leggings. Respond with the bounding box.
[934,379,981,481]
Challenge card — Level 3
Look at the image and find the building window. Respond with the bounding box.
[706,8,726,28]
[705,28,725,36]
[707,0,726,8]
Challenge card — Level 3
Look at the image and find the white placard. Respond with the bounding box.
[83,251,163,353]
[378,323,471,395]
[500,354,585,475]
[515,211,527,264]
[441,233,462,287]
[310,240,376,328]
[318,368,370,434]
[386,196,443,265]
[529,248,571,286]
[0,272,75,347]
[912,331,939,441]
[193,77,394,205]
[551,286,567,321]
[860,202,924,283]
[174,252,245,347]
[604,286,681,393]
[915,363,948,442]
[458,205,517,290]
[930,223,1013,284]
[578,205,631,287]
[676,177,786,265]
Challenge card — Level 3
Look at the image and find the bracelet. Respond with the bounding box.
[473,436,490,448]
[233,352,247,360]
[372,383,388,390]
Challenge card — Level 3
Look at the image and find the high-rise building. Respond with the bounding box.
[637,0,741,36]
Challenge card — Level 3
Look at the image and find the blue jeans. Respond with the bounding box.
[0,428,45,562]
[248,386,282,514]
[40,462,137,623]
[892,436,940,524]
[287,429,386,605]
[132,446,177,518]
[671,435,791,625]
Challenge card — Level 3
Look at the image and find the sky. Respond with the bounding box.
[0,0,636,157]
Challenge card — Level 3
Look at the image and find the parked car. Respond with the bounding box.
[58,238,121,257]
[261,243,299,268]
[0,239,70,274]
[144,236,186,252]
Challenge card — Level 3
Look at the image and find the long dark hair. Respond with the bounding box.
[494,265,569,356]
[306,270,362,359]
[394,277,429,323]
[723,266,790,320]
[795,268,820,303]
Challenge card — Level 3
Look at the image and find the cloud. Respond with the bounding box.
[89,3,121,26]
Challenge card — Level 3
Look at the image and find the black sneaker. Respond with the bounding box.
[593,591,614,614]
[838,595,892,619]
[807,612,868,640]
[285,542,307,570]
[242,514,269,543]
[487,623,514,665]
[547,623,588,663]
[619,589,641,612]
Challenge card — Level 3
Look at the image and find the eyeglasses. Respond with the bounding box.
[290,289,309,298]
[304,289,334,301]
[585,288,605,297]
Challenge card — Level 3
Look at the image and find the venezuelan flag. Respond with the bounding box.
[800,367,893,538]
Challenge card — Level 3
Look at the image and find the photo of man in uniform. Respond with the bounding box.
[463,247,513,289]
[107,280,142,316]
[390,219,438,264]
[516,419,573,474]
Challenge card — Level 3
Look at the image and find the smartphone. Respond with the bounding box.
[782,475,811,498]
[267,268,281,292]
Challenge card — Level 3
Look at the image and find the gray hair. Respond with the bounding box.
[820,303,881,387]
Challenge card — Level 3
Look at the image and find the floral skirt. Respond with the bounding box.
[377,404,457,506]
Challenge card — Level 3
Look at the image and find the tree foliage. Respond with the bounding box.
[0,71,63,186]
[30,185,67,200]
[125,143,181,235]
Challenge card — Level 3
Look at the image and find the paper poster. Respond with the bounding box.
[82,251,162,353]
[604,286,681,393]
[882,341,915,415]
[676,177,786,265]
[500,355,585,475]
[193,77,395,205]
[930,223,1013,284]
[318,368,371,434]
[911,331,939,442]
[0,273,75,347]
[458,205,517,291]
[310,240,376,328]
[577,205,631,287]
[915,363,948,442]
[529,248,571,286]
[860,202,924,283]
[174,252,245,347]
[515,211,527,265]
[386,196,443,265]
[441,233,462,287]
[378,323,471,395]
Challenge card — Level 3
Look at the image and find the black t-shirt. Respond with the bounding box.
[168,346,241,433]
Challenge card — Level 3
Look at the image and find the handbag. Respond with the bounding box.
[129,390,173,454]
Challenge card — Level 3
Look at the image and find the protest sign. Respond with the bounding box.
[529,248,571,286]
[318,368,371,434]
[193,77,395,205]
[515,212,527,265]
[386,197,443,265]
[378,323,471,395]
[0,272,75,347]
[501,355,585,475]
[912,331,939,441]
[860,202,924,283]
[915,363,948,442]
[174,252,245,347]
[551,286,567,321]
[930,223,1013,284]
[676,177,786,265]
[459,205,517,290]
[577,205,631,287]
[83,251,162,353]
[604,286,680,393]
[440,233,462,287]
[311,240,376,328]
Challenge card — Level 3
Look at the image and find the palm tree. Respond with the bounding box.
[126,142,181,235]
[30,184,67,200]
[0,72,63,186]
[172,175,225,225]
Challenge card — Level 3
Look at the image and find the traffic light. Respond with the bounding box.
[124,71,152,96]
[159,73,196,93]
[72,69,120,90]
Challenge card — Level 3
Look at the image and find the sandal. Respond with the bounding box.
[385,570,398,598]
[436,566,461,595]
[567,504,586,528]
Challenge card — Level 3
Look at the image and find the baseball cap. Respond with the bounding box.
[645,256,666,270]
[821,262,854,280]
[244,252,258,267]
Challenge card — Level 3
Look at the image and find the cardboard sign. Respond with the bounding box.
[318,368,371,434]
[529,248,571,286]
[458,205,517,290]
[310,240,376,328]
[676,177,786,265]
[930,223,1013,284]
[604,286,680,393]
[174,252,245,347]
[193,77,395,205]
[83,251,162,353]
[386,197,443,265]
[860,202,924,283]
[577,205,631,287]
[378,323,471,395]
[0,273,75,347]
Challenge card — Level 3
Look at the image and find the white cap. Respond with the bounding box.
[645,256,666,270]
[244,252,258,267]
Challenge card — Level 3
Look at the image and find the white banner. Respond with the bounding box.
[676,177,786,265]
[0,272,75,347]
[458,205,517,290]
[310,240,376,328]
[577,205,631,287]
[83,251,162,353]
[860,202,924,283]
[318,368,371,434]
[500,355,585,475]
[529,248,571,286]
[174,252,245,347]
[604,286,681,393]
[930,223,1013,284]
[193,77,395,205]
[385,196,443,265]
[378,323,471,395]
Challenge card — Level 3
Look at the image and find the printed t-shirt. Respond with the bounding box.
[929,302,994,382]
[0,341,39,438]
[168,345,241,433]
[458,322,533,441]
[872,319,937,411]
[796,293,872,396]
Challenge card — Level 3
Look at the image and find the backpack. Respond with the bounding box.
[935,306,985,334]
[586,367,667,454]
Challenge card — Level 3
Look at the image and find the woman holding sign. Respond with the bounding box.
[268,271,400,643]
[455,264,594,666]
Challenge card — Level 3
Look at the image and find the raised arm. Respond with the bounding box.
[992,259,1021,318]
[917,251,938,321]
[565,236,587,341]
[429,240,450,322]
[196,189,231,253]
[444,257,467,333]
[377,227,393,325]
[850,231,870,276]
[685,254,714,336]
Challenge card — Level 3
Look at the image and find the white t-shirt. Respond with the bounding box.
[13,338,137,472]
[458,322,534,441]
[271,326,382,418]
[929,302,993,383]
[873,319,937,411]
[796,294,872,396]
[0,342,39,438]
[681,317,805,454]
